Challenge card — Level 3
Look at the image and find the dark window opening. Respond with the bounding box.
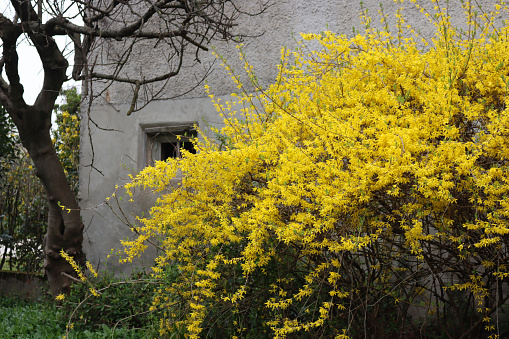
[181,138,197,155]
[146,128,197,165]
[159,135,197,160]
[161,142,178,159]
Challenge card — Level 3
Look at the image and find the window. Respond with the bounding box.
[143,123,197,166]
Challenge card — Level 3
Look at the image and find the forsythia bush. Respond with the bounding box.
[53,87,81,194]
[124,2,509,338]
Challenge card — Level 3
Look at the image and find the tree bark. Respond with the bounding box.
[15,107,85,296]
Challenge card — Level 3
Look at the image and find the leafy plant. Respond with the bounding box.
[0,104,17,162]
[0,295,152,339]
[0,150,47,272]
[53,87,81,194]
[59,269,160,335]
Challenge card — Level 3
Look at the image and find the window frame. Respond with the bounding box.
[142,122,198,167]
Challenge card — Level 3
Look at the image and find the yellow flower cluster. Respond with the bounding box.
[60,250,87,282]
[59,250,100,298]
[124,2,509,337]
[53,109,80,193]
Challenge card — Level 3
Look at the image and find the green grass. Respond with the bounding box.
[0,296,155,338]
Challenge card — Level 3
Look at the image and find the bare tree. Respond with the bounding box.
[0,0,267,296]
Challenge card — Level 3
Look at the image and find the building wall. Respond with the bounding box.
[80,0,501,274]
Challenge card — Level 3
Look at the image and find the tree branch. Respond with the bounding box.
[28,30,68,114]
[10,0,39,22]
[0,13,25,113]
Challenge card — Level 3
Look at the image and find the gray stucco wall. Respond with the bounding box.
[80,0,503,274]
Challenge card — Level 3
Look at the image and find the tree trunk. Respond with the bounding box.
[16,109,84,296]
[0,8,83,295]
